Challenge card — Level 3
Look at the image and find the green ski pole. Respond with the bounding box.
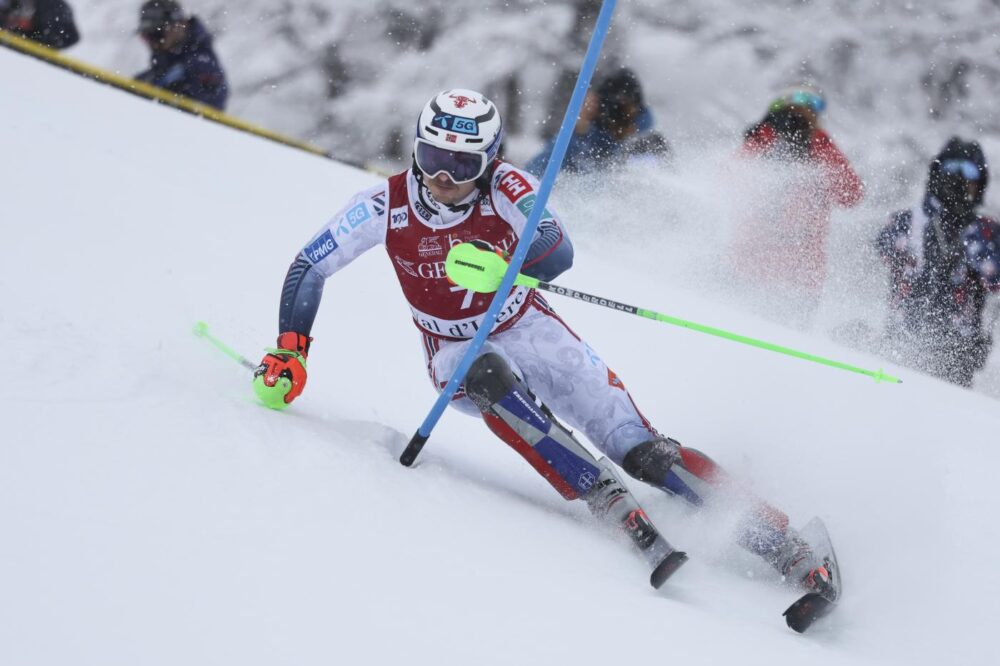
[445,243,902,384]
[193,322,303,410]
[192,321,257,371]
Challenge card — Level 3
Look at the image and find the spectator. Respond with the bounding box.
[525,88,601,177]
[733,85,864,322]
[526,67,668,176]
[135,0,228,111]
[876,137,1000,387]
[0,0,79,49]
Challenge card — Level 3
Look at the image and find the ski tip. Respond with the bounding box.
[650,550,688,589]
[783,592,836,633]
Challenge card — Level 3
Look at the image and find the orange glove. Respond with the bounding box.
[253,332,312,409]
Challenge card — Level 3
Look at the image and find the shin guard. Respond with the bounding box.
[622,438,717,507]
[467,353,602,500]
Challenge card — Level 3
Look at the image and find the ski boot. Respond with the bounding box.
[771,528,839,599]
[585,457,687,588]
[779,519,842,632]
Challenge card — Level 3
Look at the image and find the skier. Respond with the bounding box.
[877,137,1000,386]
[255,89,834,596]
[734,85,864,324]
[135,0,228,111]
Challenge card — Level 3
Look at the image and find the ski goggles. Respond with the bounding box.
[940,159,981,181]
[414,138,488,184]
[770,90,826,115]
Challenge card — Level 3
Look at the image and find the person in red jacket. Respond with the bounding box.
[735,86,864,324]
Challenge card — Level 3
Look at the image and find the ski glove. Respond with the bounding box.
[253,332,312,410]
[469,239,510,261]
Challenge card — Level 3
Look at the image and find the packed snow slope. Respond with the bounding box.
[2,49,999,666]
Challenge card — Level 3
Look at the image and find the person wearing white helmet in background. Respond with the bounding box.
[254,90,837,597]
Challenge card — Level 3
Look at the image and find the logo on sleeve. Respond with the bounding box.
[514,193,553,220]
[371,191,386,216]
[304,229,338,264]
[390,206,409,230]
[498,171,532,202]
[346,202,372,228]
[335,202,375,239]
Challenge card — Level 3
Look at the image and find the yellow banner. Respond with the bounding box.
[0,28,333,160]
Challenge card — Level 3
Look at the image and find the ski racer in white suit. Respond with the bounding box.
[254,89,832,593]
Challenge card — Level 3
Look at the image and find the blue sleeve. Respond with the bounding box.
[278,255,326,335]
[522,219,573,282]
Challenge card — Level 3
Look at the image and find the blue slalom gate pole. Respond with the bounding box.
[399,0,619,466]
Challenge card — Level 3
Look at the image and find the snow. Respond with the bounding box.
[2,44,999,666]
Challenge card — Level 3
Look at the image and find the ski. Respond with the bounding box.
[783,590,837,633]
[782,517,841,633]
[650,549,688,589]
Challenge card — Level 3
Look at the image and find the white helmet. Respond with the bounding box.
[414,89,504,184]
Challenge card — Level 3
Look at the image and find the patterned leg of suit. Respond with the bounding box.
[465,353,679,574]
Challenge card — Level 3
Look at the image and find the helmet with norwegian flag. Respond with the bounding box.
[413,89,504,185]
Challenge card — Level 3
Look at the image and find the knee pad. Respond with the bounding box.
[622,437,682,483]
[465,352,518,412]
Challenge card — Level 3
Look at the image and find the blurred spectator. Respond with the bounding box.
[0,0,79,49]
[877,137,1000,387]
[135,0,228,111]
[733,85,864,320]
[526,67,668,176]
[525,88,600,176]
